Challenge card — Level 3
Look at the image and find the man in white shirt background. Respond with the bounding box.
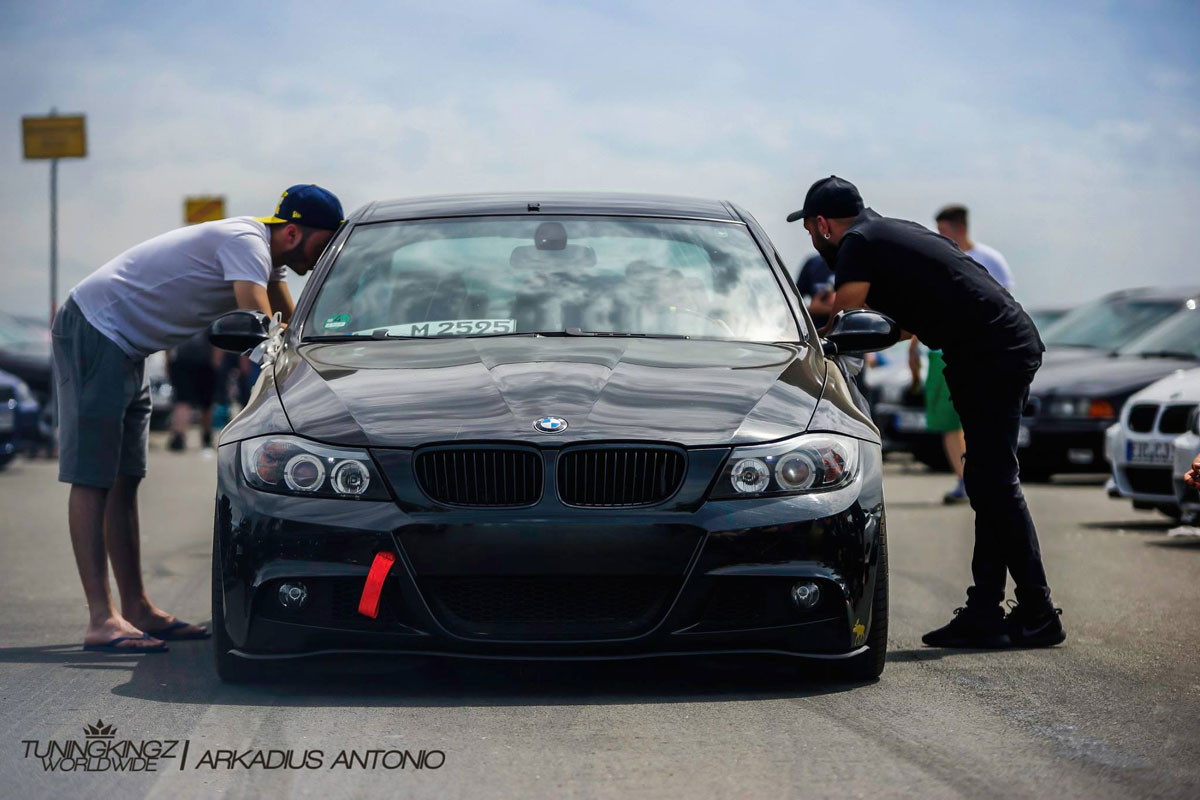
[935,204,1015,290]
[53,184,342,652]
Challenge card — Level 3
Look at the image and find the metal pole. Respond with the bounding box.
[47,107,59,324]
[50,156,58,322]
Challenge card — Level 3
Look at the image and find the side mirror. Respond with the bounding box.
[822,309,900,356]
[208,310,270,353]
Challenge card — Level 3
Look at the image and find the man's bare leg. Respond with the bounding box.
[944,429,966,480]
[68,484,162,649]
[105,473,206,637]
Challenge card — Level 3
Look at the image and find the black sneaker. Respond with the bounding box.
[1005,602,1065,647]
[922,605,1010,648]
[167,433,186,452]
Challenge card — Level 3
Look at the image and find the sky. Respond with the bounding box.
[2,0,1198,322]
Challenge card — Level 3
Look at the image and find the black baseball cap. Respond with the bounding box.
[786,176,864,222]
[257,184,344,231]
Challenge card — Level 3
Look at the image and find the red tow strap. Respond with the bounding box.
[358,551,396,619]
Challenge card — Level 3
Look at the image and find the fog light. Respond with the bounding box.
[791,581,820,609]
[278,582,309,610]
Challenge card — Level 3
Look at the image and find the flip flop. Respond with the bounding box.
[141,620,211,641]
[82,635,169,653]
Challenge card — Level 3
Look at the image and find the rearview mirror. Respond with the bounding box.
[821,309,900,356]
[208,310,270,353]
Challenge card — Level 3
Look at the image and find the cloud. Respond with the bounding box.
[1,0,1198,323]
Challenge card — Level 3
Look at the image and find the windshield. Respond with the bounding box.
[305,216,801,342]
[1040,296,1179,350]
[1116,307,1200,359]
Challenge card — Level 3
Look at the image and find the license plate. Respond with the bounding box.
[1018,425,1031,449]
[894,409,927,432]
[357,319,516,337]
[0,408,12,433]
[1126,440,1173,465]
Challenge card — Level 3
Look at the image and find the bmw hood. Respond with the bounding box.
[272,337,828,447]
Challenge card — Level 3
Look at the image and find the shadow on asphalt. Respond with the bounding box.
[1081,520,1176,532]
[887,644,1067,663]
[1043,475,1108,487]
[1146,538,1200,549]
[0,640,874,707]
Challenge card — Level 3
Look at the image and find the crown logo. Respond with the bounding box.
[84,720,117,739]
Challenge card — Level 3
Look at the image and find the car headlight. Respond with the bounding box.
[1046,397,1115,419]
[710,433,861,499]
[239,435,389,500]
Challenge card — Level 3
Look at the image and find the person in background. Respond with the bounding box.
[166,331,219,451]
[934,205,1014,289]
[917,204,1017,503]
[1185,454,1200,489]
[795,253,836,329]
[212,351,253,430]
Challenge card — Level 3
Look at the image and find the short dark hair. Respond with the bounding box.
[935,205,969,227]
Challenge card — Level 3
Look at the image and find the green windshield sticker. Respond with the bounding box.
[324,313,351,330]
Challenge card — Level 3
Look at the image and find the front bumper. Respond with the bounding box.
[1019,416,1112,474]
[213,440,885,662]
[1106,425,1181,505]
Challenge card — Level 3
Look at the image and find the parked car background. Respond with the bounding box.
[1105,367,1200,520]
[1026,307,1071,332]
[866,305,1077,472]
[1021,295,1200,481]
[1037,287,1198,366]
[0,368,40,470]
[0,312,54,453]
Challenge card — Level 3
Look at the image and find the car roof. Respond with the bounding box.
[1093,286,1200,302]
[356,192,741,224]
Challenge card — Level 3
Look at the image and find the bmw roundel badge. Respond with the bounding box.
[534,416,568,434]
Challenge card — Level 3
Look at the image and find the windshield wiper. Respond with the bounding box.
[465,329,690,340]
[303,332,425,342]
[464,330,579,339]
[1135,350,1197,360]
[564,329,691,340]
[307,329,693,342]
[303,333,375,342]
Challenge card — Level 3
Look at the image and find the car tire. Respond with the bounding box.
[211,523,254,683]
[911,443,951,473]
[844,515,889,681]
[1156,504,1183,521]
[1020,466,1052,484]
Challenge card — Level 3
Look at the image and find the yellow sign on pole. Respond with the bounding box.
[22,115,87,159]
[184,196,226,224]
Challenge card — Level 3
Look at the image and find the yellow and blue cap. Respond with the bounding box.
[257,184,344,230]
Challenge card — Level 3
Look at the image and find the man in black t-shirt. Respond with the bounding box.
[787,176,1064,650]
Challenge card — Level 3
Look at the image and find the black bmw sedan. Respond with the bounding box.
[209,193,899,682]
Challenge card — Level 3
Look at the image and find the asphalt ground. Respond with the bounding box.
[1,434,1197,799]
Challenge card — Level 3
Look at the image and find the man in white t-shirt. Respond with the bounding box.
[935,204,1014,291]
[52,184,343,652]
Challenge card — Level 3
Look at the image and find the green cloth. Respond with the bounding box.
[924,349,961,432]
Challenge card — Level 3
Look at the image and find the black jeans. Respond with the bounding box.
[943,352,1051,609]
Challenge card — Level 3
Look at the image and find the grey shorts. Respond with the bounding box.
[52,297,150,488]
